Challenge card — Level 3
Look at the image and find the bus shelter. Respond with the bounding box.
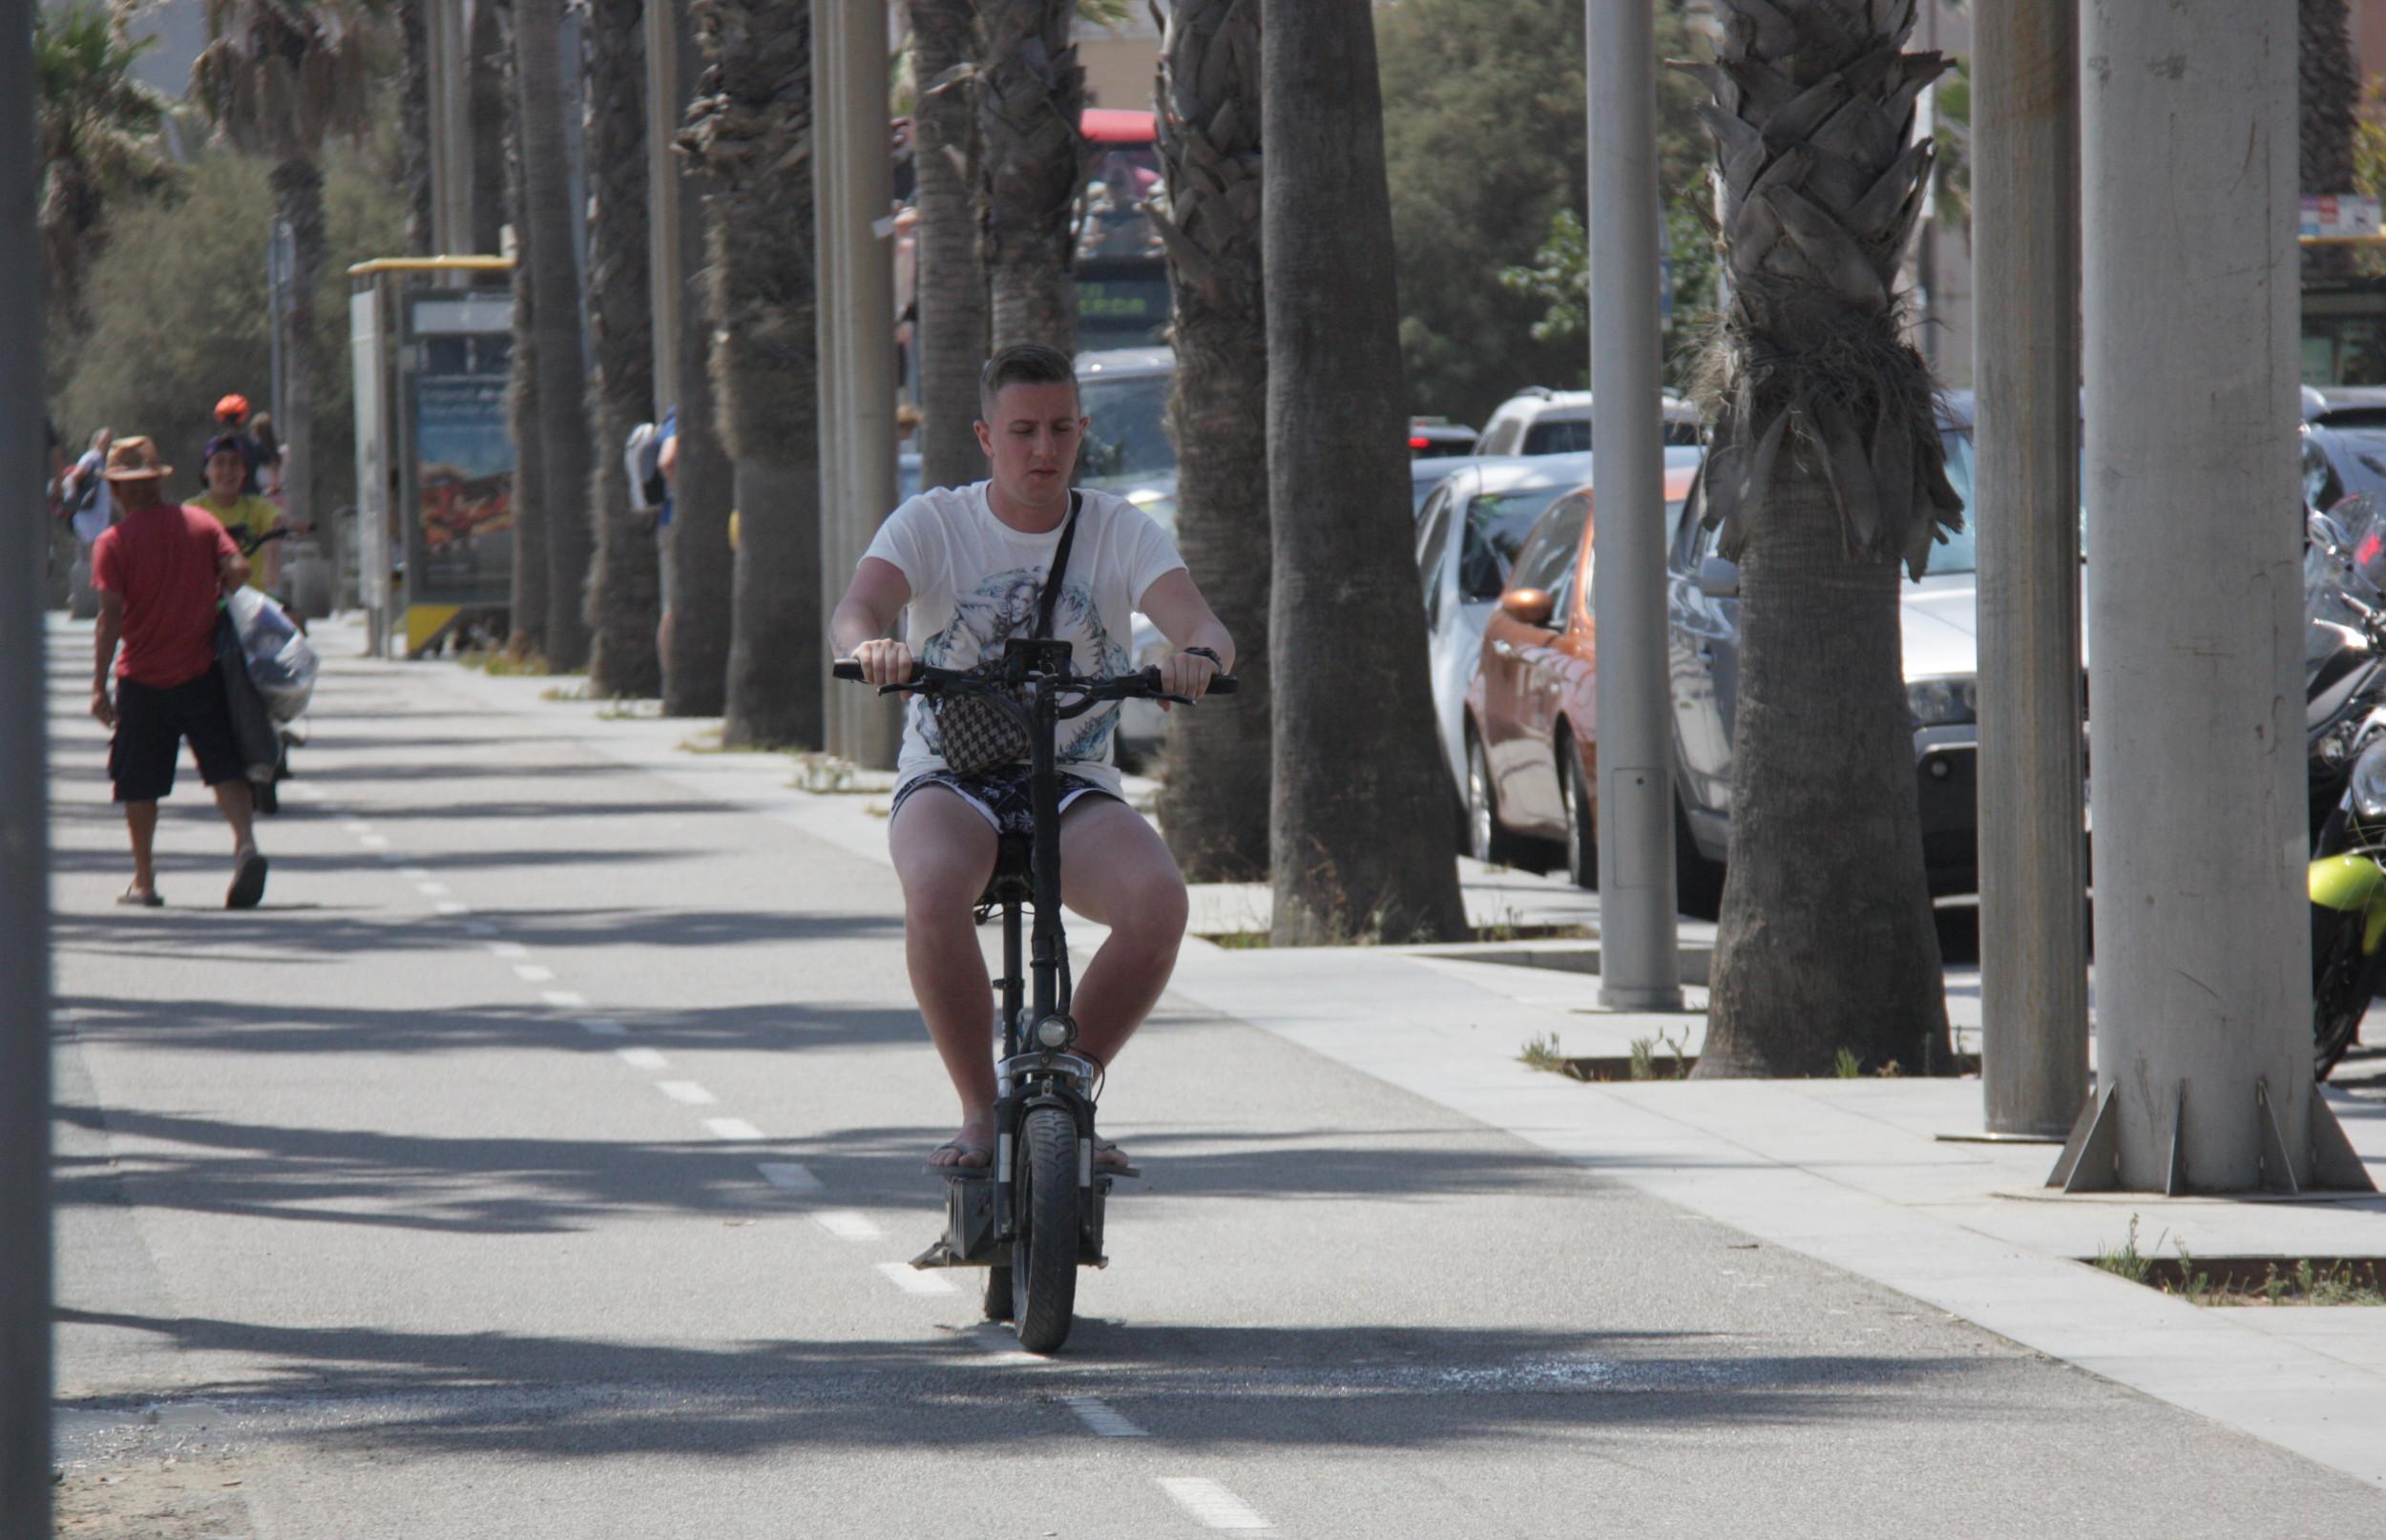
[348,257,517,657]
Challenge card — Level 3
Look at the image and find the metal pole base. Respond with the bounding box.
[2046,1078,2378,1195]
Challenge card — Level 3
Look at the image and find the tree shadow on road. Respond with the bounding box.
[52,900,897,957]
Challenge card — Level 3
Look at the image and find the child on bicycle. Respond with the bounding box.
[192,436,284,594]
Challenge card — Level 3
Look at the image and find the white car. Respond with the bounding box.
[1475,386,1705,457]
[1413,448,1704,832]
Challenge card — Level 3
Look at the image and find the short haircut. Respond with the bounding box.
[978,343,1078,421]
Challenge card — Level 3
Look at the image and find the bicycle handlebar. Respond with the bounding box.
[831,658,1238,700]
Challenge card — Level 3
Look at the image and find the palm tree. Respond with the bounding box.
[34,2,176,327]
[1263,0,1465,946]
[2302,0,2359,281]
[680,0,823,747]
[192,0,377,600]
[512,0,596,671]
[1684,1,1960,1077]
[1150,0,1268,881]
[910,0,989,492]
[976,0,1083,351]
[469,0,508,255]
[582,0,660,698]
[498,0,550,655]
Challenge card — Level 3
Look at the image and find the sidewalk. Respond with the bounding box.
[415,634,2386,1489]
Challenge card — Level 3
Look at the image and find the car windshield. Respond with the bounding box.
[2332,430,2386,500]
[1924,428,1979,575]
[1458,487,1571,601]
[1078,373,1176,486]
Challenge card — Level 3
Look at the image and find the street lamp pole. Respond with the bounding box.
[1585,0,1683,1010]
[1,5,53,1529]
[1975,0,2087,1137]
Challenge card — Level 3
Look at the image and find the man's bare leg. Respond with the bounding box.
[1059,797,1190,1166]
[889,786,1001,1167]
[213,779,257,861]
[122,801,159,901]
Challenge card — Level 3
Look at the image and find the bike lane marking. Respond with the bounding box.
[875,1262,955,1297]
[513,965,555,983]
[758,1162,823,1192]
[657,1081,717,1106]
[810,1209,878,1239]
[705,1117,764,1141]
[1157,1478,1272,1531]
[1058,1395,1147,1439]
[616,1047,668,1071]
[540,989,588,1009]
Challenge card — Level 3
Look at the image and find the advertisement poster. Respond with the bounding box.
[410,372,514,604]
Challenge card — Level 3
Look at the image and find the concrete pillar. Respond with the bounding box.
[1584,0,1682,1010]
[2079,0,2306,1189]
[1975,0,2087,1136]
[816,0,901,767]
[0,8,52,1530]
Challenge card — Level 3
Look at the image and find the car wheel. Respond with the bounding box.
[1466,733,1519,867]
[1562,740,1597,890]
[1674,795,1725,920]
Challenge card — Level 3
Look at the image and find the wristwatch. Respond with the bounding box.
[1182,646,1223,669]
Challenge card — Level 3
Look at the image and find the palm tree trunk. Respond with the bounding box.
[911,0,988,491]
[502,0,550,655]
[269,157,321,557]
[470,0,509,256]
[1687,0,1957,1077]
[683,0,823,748]
[399,0,432,255]
[663,159,736,718]
[1699,468,1949,1075]
[584,0,660,697]
[1152,0,1268,880]
[977,0,1082,352]
[2302,0,2359,282]
[1263,0,1465,946]
[515,0,596,671]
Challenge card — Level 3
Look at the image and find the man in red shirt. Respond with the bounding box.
[89,436,268,908]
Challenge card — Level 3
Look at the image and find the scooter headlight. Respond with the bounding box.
[2353,740,2386,821]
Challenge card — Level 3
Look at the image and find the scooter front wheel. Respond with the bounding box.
[1011,1105,1080,1353]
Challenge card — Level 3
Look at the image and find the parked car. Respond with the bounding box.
[1460,465,1700,887]
[1409,418,1478,459]
[1075,348,1182,770]
[1415,448,1706,837]
[1412,453,1478,514]
[2303,421,2386,513]
[1474,386,1704,457]
[1662,401,1989,910]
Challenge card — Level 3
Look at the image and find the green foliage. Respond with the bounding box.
[1378,0,1712,427]
[34,2,178,320]
[2091,1216,2155,1285]
[52,146,406,518]
[1496,196,1723,390]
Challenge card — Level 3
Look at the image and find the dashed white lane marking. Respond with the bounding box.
[397,866,431,880]
[513,965,556,983]
[1060,1395,1148,1438]
[1158,1478,1272,1531]
[358,834,389,848]
[341,821,370,833]
[810,1210,878,1240]
[541,989,588,1009]
[876,1262,956,1297]
[658,1080,716,1105]
[488,941,529,958]
[616,1047,668,1071]
[436,901,471,916]
[416,883,450,897]
[705,1117,764,1141]
[578,1017,629,1037]
[757,1162,822,1192]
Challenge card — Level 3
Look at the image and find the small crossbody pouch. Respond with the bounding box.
[932,491,1082,777]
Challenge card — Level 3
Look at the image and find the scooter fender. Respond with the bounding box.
[2309,852,2386,955]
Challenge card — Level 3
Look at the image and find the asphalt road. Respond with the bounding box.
[47,619,2386,1538]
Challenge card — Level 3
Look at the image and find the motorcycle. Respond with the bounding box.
[2303,500,2386,1077]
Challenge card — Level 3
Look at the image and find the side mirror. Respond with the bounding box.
[1695,555,1741,599]
[1499,588,1557,628]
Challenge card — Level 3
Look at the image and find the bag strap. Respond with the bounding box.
[1032,490,1083,640]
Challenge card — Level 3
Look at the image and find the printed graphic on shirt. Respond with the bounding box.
[915,572,1130,764]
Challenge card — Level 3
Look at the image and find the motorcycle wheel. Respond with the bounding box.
[2311,905,2376,1081]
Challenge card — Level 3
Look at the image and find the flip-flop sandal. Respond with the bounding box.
[116,889,162,908]
[924,1141,993,1177]
[1094,1139,1141,1180]
[226,852,268,910]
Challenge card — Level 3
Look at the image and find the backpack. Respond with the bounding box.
[623,422,667,513]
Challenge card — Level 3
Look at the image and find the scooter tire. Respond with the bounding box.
[1011,1106,1079,1354]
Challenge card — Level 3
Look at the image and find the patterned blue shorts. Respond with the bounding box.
[890,764,1117,838]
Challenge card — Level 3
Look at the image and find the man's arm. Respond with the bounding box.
[831,556,914,684]
[91,593,123,726]
[1138,569,1235,701]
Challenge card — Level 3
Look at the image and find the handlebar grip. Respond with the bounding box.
[1207,675,1239,696]
[831,660,865,681]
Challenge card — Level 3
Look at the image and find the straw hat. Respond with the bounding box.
[101,435,173,482]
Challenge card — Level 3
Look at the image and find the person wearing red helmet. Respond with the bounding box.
[210,394,268,495]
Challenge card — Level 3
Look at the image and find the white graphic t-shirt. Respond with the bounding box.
[864,481,1185,796]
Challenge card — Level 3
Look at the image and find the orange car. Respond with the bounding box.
[1461,464,1697,886]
